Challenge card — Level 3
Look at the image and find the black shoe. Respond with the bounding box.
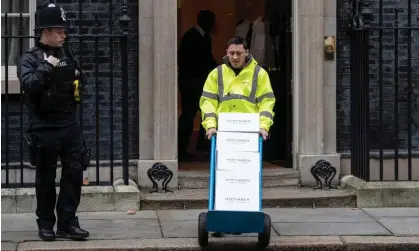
[56,226,89,240]
[38,228,56,241]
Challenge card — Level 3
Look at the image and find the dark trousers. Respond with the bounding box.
[178,78,208,155]
[30,122,86,230]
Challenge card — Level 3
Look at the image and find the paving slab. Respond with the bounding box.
[1,211,157,232]
[1,218,162,242]
[2,231,41,242]
[159,220,198,238]
[159,220,278,238]
[273,222,393,236]
[375,217,419,236]
[1,242,18,251]
[265,208,375,223]
[157,209,201,221]
[157,208,375,223]
[362,208,419,218]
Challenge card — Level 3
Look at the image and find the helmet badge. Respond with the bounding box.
[60,8,66,21]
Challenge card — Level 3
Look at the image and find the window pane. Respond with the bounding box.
[1,17,30,66]
[1,0,29,13]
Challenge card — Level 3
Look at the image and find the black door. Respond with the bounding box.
[262,0,293,167]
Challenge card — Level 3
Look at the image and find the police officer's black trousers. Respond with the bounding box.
[32,122,85,230]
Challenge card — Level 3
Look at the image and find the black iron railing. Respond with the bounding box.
[1,0,133,187]
[346,0,418,181]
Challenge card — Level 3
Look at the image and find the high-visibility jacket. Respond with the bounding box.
[199,56,276,132]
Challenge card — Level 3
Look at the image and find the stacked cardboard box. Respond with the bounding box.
[214,113,261,212]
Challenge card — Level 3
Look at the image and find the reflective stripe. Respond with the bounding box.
[216,65,261,104]
[204,112,216,120]
[217,65,224,103]
[201,91,218,100]
[249,65,261,100]
[222,94,254,103]
[260,111,273,120]
[256,92,275,103]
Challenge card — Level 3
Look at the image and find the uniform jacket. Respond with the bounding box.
[17,42,84,130]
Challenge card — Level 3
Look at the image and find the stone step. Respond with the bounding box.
[178,163,300,189]
[139,187,357,210]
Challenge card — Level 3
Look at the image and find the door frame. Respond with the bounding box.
[291,0,300,171]
[173,0,301,167]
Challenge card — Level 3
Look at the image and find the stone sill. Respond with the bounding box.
[341,175,419,207]
[1,179,140,214]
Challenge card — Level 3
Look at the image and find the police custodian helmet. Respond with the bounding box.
[36,3,68,30]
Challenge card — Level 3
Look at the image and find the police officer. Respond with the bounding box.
[17,4,89,241]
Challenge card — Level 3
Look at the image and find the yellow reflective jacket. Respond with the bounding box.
[199,56,276,132]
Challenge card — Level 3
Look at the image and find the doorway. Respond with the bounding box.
[177,0,293,168]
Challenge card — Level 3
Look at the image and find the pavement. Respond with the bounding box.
[2,207,419,250]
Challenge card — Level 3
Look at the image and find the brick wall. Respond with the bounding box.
[1,0,139,164]
[337,0,419,154]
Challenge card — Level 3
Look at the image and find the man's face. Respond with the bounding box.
[44,27,66,47]
[226,44,248,68]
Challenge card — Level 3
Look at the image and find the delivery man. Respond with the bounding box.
[200,36,275,140]
[17,4,89,241]
[199,36,276,237]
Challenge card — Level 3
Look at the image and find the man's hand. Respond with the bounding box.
[75,69,80,77]
[43,53,60,67]
[260,128,269,140]
[206,128,217,140]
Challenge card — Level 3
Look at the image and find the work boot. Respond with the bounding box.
[38,228,56,241]
[56,226,89,240]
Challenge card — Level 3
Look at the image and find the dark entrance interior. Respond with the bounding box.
[177,0,293,168]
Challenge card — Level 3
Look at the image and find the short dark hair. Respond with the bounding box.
[227,36,248,50]
[197,10,215,25]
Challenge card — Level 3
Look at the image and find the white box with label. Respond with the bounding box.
[216,131,259,152]
[215,170,260,211]
[217,151,260,173]
[217,112,259,132]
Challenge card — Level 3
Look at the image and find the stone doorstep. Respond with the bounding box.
[1,184,141,214]
[139,187,357,210]
[341,175,419,208]
[5,236,419,251]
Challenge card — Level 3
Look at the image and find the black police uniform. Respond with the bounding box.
[17,4,89,241]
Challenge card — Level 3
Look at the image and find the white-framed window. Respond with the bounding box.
[1,0,36,94]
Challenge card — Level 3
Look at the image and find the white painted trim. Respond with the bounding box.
[29,0,36,48]
[1,66,20,94]
[1,0,36,94]
[292,0,300,170]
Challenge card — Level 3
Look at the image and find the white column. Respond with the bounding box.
[137,0,178,189]
[294,0,340,186]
